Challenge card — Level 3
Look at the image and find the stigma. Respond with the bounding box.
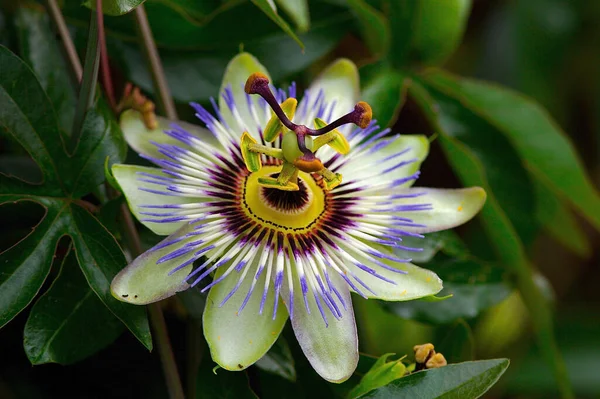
[240,72,373,192]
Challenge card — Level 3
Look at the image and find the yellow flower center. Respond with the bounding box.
[243,166,328,233]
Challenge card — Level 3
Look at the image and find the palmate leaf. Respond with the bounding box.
[0,45,151,350]
[24,248,124,365]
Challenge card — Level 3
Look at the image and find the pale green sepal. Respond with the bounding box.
[204,263,288,371]
[421,293,453,302]
[396,187,486,233]
[349,353,407,398]
[284,271,358,383]
[112,164,195,235]
[110,224,195,305]
[219,53,271,138]
[120,109,217,157]
[351,257,443,301]
[297,59,359,125]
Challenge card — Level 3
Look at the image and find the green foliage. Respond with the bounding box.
[250,0,304,49]
[196,361,258,398]
[84,0,147,15]
[348,353,407,398]
[346,0,389,57]
[24,249,124,364]
[255,336,297,382]
[0,45,151,349]
[360,359,510,399]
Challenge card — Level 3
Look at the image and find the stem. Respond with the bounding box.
[133,5,178,120]
[45,0,83,82]
[148,304,185,399]
[70,8,100,153]
[97,0,117,110]
[130,5,185,398]
[119,205,185,399]
[186,321,204,398]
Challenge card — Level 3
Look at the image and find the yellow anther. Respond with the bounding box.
[244,72,270,94]
[356,101,373,128]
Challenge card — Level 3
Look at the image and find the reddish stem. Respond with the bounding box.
[96,0,116,110]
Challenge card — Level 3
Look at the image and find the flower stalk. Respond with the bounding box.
[133,5,177,120]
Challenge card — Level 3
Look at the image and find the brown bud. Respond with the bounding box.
[413,343,435,364]
[425,353,447,369]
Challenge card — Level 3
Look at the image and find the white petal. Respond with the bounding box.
[296,59,359,125]
[204,261,288,371]
[218,52,271,138]
[112,164,195,235]
[350,258,443,301]
[110,224,195,304]
[284,271,358,383]
[338,134,429,187]
[120,109,217,158]
[393,187,487,233]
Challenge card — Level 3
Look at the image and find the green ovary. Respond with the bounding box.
[282,131,313,162]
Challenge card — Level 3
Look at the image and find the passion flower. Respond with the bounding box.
[110,53,485,382]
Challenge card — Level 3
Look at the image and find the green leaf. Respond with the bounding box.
[359,64,406,128]
[67,101,128,197]
[0,45,150,348]
[0,45,66,195]
[23,249,124,365]
[111,12,349,104]
[533,179,591,257]
[346,0,390,57]
[394,231,466,264]
[15,6,76,138]
[435,319,475,364]
[388,0,472,66]
[255,336,297,382]
[423,70,600,233]
[84,0,147,15]
[383,256,510,324]
[0,198,68,328]
[387,1,418,67]
[196,360,258,399]
[68,204,152,349]
[250,0,304,49]
[63,1,286,50]
[360,359,509,399]
[386,282,510,325]
[349,353,407,398]
[414,75,538,246]
[409,79,573,397]
[275,0,309,32]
